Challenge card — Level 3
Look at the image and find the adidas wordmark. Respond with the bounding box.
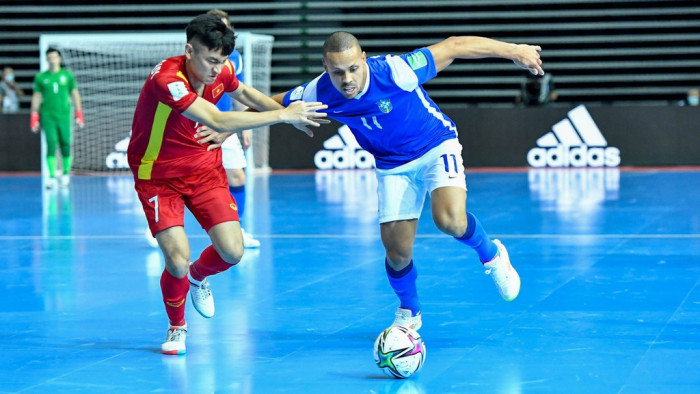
[314,125,376,170]
[527,105,620,168]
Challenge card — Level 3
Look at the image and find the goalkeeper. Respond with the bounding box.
[30,48,84,189]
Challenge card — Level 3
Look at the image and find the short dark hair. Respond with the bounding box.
[206,9,231,27]
[46,47,61,57]
[185,14,236,56]
[323,31,360,55]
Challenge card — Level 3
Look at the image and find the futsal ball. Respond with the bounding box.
[373,325,426,378]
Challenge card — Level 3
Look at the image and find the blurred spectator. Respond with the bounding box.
[686,88,699,106]
[516,71,557,106]
[1,66,25,113]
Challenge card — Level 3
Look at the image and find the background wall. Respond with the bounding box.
[0,114,40,171]
[268,104,700,169]
[1,1,698,170]
[2,0,699,108]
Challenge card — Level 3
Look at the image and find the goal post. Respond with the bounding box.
[38,31,274,180]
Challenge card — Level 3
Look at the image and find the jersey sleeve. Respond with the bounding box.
[282,75,322,105]
[230,50,244,83]
[223,59,240,93]
[397,47,438,85]
[33,74,41,93]
[152,70,198,113]
[67,71,77,91]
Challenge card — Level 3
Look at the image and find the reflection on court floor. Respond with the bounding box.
[1,169,698,393]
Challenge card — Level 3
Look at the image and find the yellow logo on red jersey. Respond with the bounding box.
[230,202,238,211]
[212,83,225,99]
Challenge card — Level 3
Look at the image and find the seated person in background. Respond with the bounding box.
[685,88,699,106]
[1,66,25,113]
[516,71,557,106]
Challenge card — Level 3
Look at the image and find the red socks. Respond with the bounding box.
[161,246,234,326]
[160,269,189,326]
[189,245,235,282]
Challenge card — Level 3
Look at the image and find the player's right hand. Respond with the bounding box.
[512,44,544,76]
[30,112,40,133]
[282,101,329,137]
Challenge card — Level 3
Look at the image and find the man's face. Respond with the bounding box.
[323,45,367,99]
[185,40,229,86]
[46,52,62,69]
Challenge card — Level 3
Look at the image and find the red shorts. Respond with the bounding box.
[134,166,239,235]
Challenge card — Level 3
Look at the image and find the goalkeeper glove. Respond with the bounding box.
[30,112,40,132]
[75,109,85,128]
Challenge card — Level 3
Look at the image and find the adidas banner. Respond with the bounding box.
[269,105,700,169]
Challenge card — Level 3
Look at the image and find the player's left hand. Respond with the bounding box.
[195,125,227,151]
[512,44,544,75]
[240,129,252,150]
[75,109,85,129]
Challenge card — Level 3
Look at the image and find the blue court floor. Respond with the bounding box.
[1,168,699,394]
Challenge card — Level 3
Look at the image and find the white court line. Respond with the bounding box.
[1,233,699,240]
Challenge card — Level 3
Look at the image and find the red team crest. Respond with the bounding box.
[212,83,225,99]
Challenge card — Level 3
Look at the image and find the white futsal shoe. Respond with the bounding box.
[189,277,215,318]
[59,175,70,187]
[241,228,261,248]
[392,307,423,331]
[483,239,521,301]
[161,324,187,355]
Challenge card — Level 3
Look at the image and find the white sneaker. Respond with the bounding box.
[484,239,520,301]
[241,228,260,248]
[145,227,159,248]
[189,277,215,318]
[161,324,187,355]
[392,307,422,331]
[59,175,70,187]
[45,178,57,189]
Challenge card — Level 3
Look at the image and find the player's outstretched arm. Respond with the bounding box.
[269,91,331,136]
[230,82,283,112]
[183,96,327,139]
[427,36,544,75]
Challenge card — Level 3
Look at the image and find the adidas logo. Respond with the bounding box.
[105,132,131,169]
[527,105,620,168]
[314,125,376,170]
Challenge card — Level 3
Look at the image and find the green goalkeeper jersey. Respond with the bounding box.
[33,68,77,116]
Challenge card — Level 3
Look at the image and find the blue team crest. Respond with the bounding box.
[376,99,392,113]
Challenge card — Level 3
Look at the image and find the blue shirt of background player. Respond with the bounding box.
[283,47,458,170]
[217,49,243,112]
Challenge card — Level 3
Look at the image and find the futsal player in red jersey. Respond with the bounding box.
[128,14,327,355]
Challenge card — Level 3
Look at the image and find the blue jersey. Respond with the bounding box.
[283,48,457,169]
[216,50,243,112]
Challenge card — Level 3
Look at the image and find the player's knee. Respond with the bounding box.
[433,210,467,237]
[385,245,413,266]
[217,244,243,266]
[164,258,191,278]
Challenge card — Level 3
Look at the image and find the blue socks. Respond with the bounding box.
[385,259,420,316]
[229,185,246,224]
[455,212,498,263]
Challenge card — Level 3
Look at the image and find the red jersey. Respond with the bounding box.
[128,55,239,180]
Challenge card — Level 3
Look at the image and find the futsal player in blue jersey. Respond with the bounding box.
[208,9,261,248]
[273,32,545,330]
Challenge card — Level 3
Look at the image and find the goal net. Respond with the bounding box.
[38,32,274,176]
